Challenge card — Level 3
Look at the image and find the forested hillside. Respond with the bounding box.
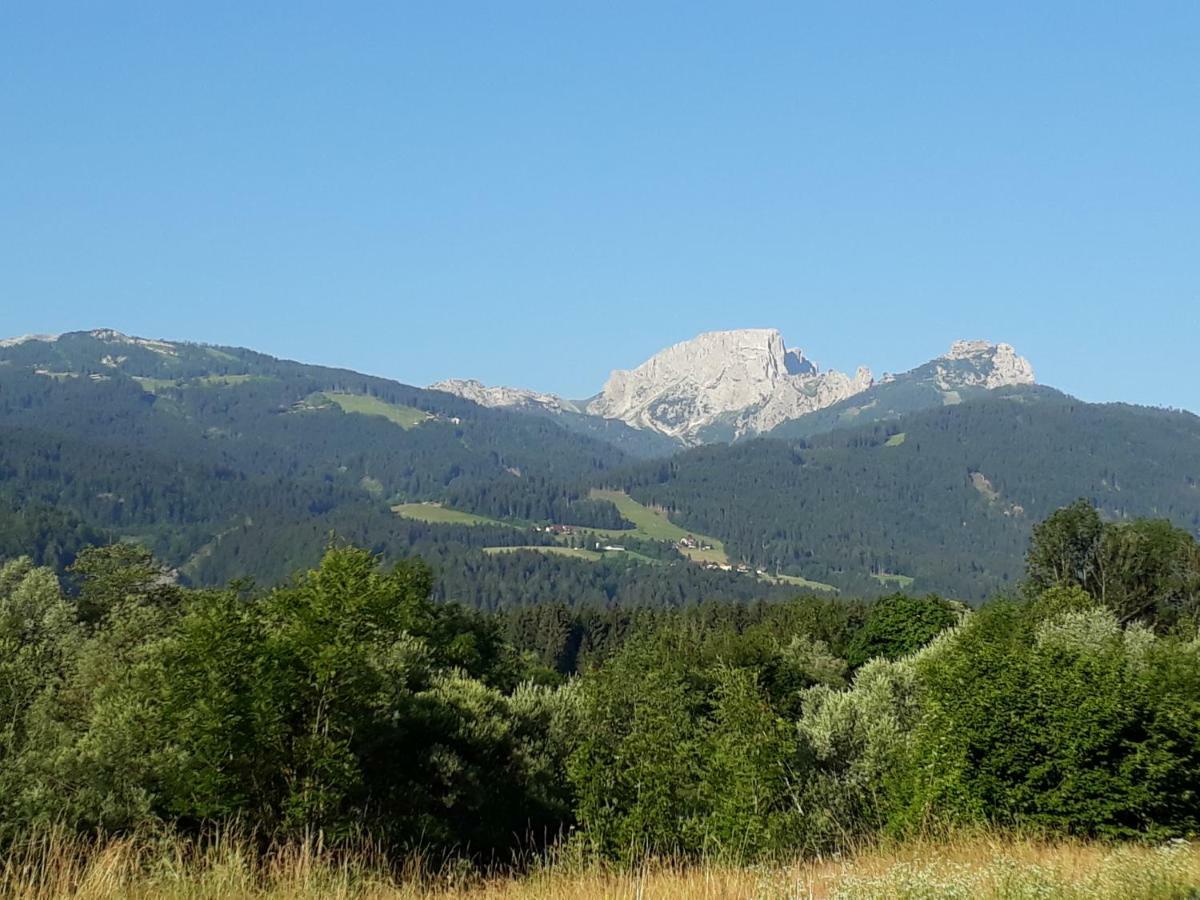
[0,332,647,591]
[4,331,1199,603]
[766,363,1025,440]
[618,388,1200,600]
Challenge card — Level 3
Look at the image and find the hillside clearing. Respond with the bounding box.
[872,572,915,588]
[482,546,604,561]
[134,374,265,392]
[588,489,729,564]
[321,392,430,428]
[392,503,507,527]
[761,572,840,593]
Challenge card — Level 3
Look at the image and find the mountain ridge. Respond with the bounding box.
[431,328,1036,445]
[0,327,1196,602]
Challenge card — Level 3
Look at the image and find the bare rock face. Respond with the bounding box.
[934,340,1035,390]
[425,332,1036,446]
[430,378,581,414]
[0,333,62,348]
[586,329,873,444]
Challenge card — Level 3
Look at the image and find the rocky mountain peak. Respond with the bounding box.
[935,340,1035,389]
[429,378,580,414]
[427,330,1036,447]
[586,329,873,444]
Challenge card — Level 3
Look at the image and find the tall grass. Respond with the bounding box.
[0,828,1196,899]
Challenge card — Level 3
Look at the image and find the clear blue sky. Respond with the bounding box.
[2,3,1197,411]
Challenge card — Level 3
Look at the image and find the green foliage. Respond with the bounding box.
[567,632,707,859]
[1026,499,1106,591]
[1027,499,1200,628]
[893,592,1200,839]
[0,544,579,855]
[797,651,927,849]
[1,499,1198,863]
[566,614,858,862]
[845,593,961,667]
[699,667,804,857]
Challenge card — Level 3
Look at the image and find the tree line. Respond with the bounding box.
[0,502,1197,862]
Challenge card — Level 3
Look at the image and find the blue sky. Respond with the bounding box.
[2,3,1197,411]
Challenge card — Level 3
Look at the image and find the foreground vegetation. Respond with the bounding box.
[1,831,1197,899]
[0,501,1197,895]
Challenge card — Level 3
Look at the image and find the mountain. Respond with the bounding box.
[0,331,622,568]
[771,339,1037,439]
[2,327,1196,605]
[586,329,874,444]
[431,330,1035,446]
[616,387,1200,600]
[428,379,679,458]
[430,378,583,414]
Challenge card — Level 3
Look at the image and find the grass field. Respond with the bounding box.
[483,545,664,565]
[3,831,1195,899]
[884,432,907,447]
[761,572,840,593]
[392,503,507,527]
[321,392,430,428]
[588,490,728,564]
[482,546,604,561]
[872,572,915,589]
[134,374,265,392]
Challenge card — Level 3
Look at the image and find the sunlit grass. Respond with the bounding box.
[321,392,430,428]
[763,572,840,593]
[483,546,604,561]
[392,503,507,527]
[587,489,728,564]
[3,830,1195,899]
[871,572,915,589]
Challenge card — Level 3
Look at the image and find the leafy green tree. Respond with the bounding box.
[699,666,804,858]
[568,634,706,860]
[154,587,286,823]
[845,593,961,667]
[68,543,180,626]
[894,590,1200,838]
[1026,499,1105,594]
[1027,501,1200,628]
[796,650,927,849]
[0,560,78,833]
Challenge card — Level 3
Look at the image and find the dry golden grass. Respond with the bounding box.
[1,830,1197,899]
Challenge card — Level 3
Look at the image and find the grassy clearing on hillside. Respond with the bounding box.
[761,572,840,593]
[133,374,264,392]
[872,572,915,589]
[392,503,507,527]
[482,546,664,565]
[588,489,728,564]
[2,831,1195,899]
[483,546,604,561]
[322,392,430,428]
[884,432,907,446]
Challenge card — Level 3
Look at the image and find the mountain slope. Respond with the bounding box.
[0,330,648,580]
[616,389,1200,600]
[4,329,1197,604]
[428,379,680,458]
[770,340,1036,439]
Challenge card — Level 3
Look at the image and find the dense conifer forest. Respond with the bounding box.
[2,333,1198,606]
